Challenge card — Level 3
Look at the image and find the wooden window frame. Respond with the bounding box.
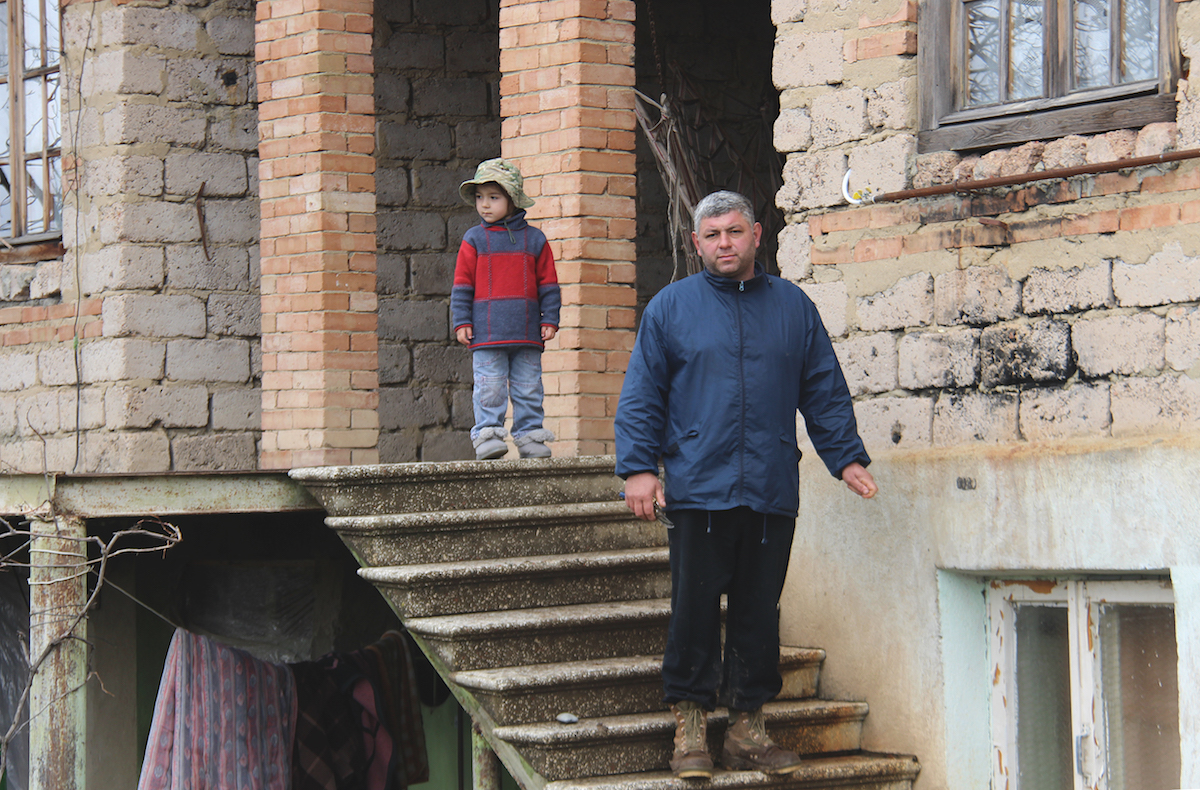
[918,0,1179,152]
[0,0,61,246]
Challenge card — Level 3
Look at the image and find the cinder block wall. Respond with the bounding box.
[0,0,262,473]
[373,0,502,463]
[773,0,1200,454]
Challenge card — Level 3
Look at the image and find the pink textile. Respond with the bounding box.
[139,630,296,790]
[351,676,393,790]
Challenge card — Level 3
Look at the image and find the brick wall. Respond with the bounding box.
[774,0,1200,454]
[0,0,261,473]
[498,0,638,456]
[256,0,380,469]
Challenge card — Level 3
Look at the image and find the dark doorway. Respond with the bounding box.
[634,0,782,315]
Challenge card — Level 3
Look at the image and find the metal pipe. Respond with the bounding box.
[872,147,1200,203]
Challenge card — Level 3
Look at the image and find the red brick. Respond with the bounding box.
[812,243,854,265]
[902,226,960,254]
[1008,217,1062,243]
[1060,210,1119,236]
[1086,171,1140,197]
[1180,199,1200,224]
[854,235,903,262]
[817,207,872,234]
[1118,202,1180,231]
[1142,165,1200,194]
[848,30,917,61]
[959,223,1008,247]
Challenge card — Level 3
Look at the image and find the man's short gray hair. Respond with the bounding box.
[693,190,755,228]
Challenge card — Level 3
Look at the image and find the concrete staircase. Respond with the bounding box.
[290,456,920,790]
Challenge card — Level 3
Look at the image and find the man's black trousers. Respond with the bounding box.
[660,506,796,712]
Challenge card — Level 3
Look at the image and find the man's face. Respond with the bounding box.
[475,183,514,224]
[692,210,762,281]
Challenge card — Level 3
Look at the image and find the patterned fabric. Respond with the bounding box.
[451,209,560,350]
[290,661,362,790]
[367,632,428,788]
[138,630,296,790]
[289,631,428,790]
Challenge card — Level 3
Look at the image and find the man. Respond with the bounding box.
[615,190,877,779]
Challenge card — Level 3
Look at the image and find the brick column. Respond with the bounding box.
[499,0,638,456]
[256,0,380,468]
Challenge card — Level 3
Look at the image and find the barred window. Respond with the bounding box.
[0,0,61,242]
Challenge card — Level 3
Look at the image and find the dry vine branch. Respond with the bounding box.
[0,516,181,785]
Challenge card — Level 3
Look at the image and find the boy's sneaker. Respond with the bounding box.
[475,439,508,460]
[514,430,554,459]
[721,708,803,774]
[473,428,508,460]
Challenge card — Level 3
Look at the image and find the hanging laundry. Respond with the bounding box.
[139,629,297,790]
[290,631,428,790]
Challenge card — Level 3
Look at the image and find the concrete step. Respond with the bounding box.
[325,501,664,567]
[406,599,672,672]
[290,455,624,516]
[544,753,921,790]
[492,699,871,781]
[452,647,825,726]
[361,547,672,617]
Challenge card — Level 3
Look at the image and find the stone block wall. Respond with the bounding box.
[0,0,261,473]
[774,0,1200,456]
[373,0,501,463]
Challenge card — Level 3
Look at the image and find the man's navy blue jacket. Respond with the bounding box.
[614,265,870,518]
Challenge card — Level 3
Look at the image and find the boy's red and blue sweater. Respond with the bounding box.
[451,210,561,350]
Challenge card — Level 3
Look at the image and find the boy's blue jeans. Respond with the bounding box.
[471,347,546,441]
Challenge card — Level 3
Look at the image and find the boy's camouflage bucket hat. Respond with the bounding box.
[459,158,535,209]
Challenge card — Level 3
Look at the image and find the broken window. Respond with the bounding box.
[919,0,1179,151]
[0,0,60,241]
[988,579,1180,790]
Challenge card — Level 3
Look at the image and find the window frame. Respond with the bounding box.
[987,578,1178,790]
[918,0,1179,152]
[0,0,62,245]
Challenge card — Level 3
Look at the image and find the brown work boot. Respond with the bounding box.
[721,708,803,774]
[669,701,713,779]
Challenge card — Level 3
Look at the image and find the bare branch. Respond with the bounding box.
[0,516,181,783]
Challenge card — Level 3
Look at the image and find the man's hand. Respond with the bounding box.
[455,326,473,345]
[542,325,557,342]
[623,471,664,521]
[841,462,878,499]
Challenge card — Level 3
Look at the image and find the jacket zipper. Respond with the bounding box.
[736,280,746,502]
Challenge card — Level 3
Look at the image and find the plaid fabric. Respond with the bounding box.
[290,659,363,790]
[369,632,428,787]
[289,632,428,790]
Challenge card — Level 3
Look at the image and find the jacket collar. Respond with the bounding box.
[701,262,768,291]
[482,208,529,232]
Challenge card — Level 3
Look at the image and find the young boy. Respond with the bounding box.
[451,159,561,460]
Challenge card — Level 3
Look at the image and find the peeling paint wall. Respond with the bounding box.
[783,436,1200,789]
